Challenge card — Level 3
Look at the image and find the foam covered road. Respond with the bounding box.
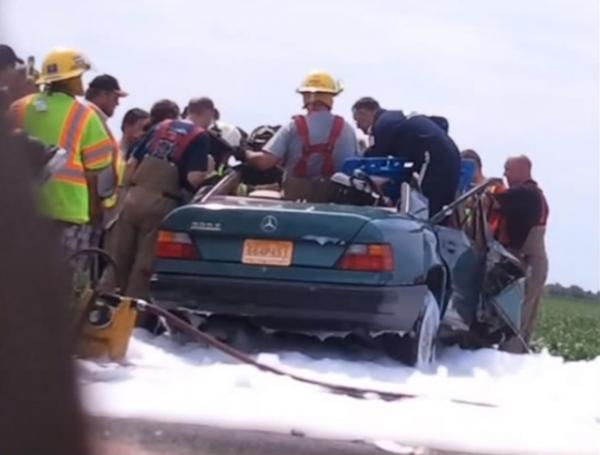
[80,330,600,455]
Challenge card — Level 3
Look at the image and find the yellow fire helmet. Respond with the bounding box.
[296,70,343,95]
[37,47,92,85]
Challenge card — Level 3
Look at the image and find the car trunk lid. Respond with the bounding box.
[161,196,381,269]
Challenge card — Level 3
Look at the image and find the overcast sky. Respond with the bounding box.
[3,0,599,290]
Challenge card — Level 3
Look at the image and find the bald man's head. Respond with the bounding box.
[504,155,532,187]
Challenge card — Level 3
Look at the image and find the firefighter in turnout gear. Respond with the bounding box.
[9,47,115,276]
[495,155,549,352]
[105,99,232,300]
[237,70,360,202]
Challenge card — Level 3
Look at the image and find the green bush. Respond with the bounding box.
[531,297,600,361]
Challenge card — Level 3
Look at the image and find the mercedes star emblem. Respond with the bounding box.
[260,215,278,233]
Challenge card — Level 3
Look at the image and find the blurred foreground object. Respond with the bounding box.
[0,109,90,454]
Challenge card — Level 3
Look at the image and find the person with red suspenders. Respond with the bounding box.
[236,71,360,202]
[494,155,550,353]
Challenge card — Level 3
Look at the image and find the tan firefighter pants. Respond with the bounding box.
[520,226,549,343]
[501,226,549,353]
[104,186,178,300]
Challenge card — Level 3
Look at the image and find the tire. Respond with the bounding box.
[382,290,441,368]
[156,309,192,338]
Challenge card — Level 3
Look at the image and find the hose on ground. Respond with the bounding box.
[136,299,497,408]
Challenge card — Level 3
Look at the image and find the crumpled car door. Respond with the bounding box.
[434,225,486,330]
[481,240,526,336]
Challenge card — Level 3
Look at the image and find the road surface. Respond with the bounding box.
[91,417,470,455]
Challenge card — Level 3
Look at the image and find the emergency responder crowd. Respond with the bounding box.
[0,45,549,353]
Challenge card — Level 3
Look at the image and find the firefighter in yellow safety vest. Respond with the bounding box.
[10,47,117,273]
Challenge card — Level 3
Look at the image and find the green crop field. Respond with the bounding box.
[531,297,600,361]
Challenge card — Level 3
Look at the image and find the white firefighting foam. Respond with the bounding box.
[79,329,600,455]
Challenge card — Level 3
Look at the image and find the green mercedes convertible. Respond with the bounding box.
[150,158,525,367]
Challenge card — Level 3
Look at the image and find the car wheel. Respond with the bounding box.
[382,290,440,368]
[408,290,441,367]
[158,309,193,339]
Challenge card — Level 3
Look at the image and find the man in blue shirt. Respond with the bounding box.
[352,97,460,215]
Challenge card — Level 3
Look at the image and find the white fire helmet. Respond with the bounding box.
[210,121,243,148]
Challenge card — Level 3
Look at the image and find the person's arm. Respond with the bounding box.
[342,123,361,157]
[369,119,396,157]
[241,122,292,170]
[377,118,424,173]
[186,170,208,189]
[123,129,154,187]
[123,157,139,187]
[80,111,116,223]
[244,150,280,170]
[84,173,102,223]
[80,113,114,175]
[183,134,210,190]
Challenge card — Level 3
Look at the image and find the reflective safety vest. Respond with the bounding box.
[292,115,345,178]
[100,151,125,210]
[11,91,114,224]
[487,183,507,243]
[492,181,549,247]
[86,102,125,210]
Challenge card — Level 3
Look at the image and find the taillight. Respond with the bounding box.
[155,231,199,260]
[337,243,393,272]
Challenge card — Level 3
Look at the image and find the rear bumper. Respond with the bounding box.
[150,274,428,333]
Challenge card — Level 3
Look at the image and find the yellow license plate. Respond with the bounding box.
[242,239,293,266]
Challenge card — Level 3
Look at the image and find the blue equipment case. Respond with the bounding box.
[341,156,477,201]
[341,157,410,202]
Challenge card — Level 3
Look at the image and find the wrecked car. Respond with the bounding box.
[150,157,525,367]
